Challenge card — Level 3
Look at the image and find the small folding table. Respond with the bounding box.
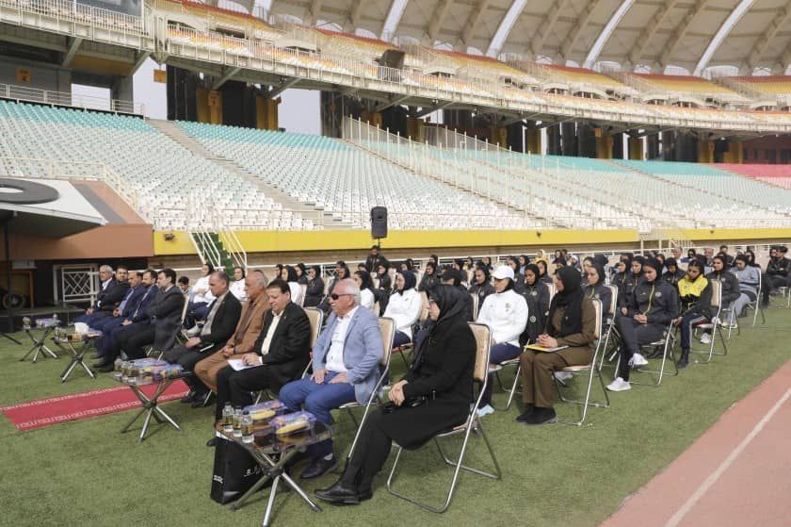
[219,420,330,527]
[114,370,185,443]
[53,331,101,382]
[20,318,60,363]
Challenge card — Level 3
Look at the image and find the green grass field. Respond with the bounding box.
[0,305,789,527]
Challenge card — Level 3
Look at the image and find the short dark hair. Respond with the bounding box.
[267,278,291,295]
[116,265,128,272]
[143,269,157,280]
[135,271,144,279]
[687,260,705,273]
[159,268,177,284]
[177,276,190,285]
[719,245,728,250]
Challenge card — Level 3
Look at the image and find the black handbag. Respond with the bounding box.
[210,434,264,504]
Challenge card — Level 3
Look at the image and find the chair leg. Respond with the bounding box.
[504,364,521,411]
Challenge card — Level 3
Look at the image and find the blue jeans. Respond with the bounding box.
[481,343,521,407]
[278,372,357,459]
[76,311,110,328]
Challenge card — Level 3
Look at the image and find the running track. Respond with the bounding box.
[600,359,791,527]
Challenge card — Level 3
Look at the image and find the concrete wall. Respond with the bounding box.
[0,57,72,94]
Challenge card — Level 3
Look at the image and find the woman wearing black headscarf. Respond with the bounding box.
[536,259,552,284]
[374,263,392,314]
[517,266,597,425]
[662,258,685,288]
[520,264,550,346]
[618,256,644,308]
[303,265,325,307]
[584,263,612,315]
[315,285,476,505]
[354,270,377,311]
[280,265,303,305]
[418,262,439,292]
[468,265,495,310]
[506,256,525,293]
[295,263,309,285]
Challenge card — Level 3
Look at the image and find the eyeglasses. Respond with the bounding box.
[330,293,354,300]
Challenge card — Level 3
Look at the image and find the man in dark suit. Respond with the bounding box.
[165,271,242,404]
[213,279,311,427]
[91,270,147,333]
[78,265,130,326]
[116,268,185,360]
[94,270,160,371]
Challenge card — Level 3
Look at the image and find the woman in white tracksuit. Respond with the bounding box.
[384,270,422,348]
[476,265,528,412]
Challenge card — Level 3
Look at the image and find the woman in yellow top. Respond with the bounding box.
[673,260,711,368]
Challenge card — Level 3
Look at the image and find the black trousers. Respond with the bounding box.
[214,365,277,421]
[163,345,212,392]
[116,324,155,360]
[762,274,790,305]
[615,316,665,381]
[341,408,392,492]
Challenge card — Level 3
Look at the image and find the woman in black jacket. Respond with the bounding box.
[418,262,439,292]
[468,265,495,312]
[315,285,476,505]
[303,265,325,307]
[520,264,549,346]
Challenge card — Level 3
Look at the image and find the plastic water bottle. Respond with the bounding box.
[222,403,234,433]
[232,407,243,438]
[113,358,123,372]
[241,411,254,444]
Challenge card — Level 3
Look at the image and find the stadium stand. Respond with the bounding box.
[718,163,791,190]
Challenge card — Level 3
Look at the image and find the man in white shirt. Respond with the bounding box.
[279,278,384,481]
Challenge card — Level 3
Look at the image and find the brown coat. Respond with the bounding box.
[226,292,270,354]
[550,297,597,351]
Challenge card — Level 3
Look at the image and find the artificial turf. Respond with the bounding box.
[0,303,789,527]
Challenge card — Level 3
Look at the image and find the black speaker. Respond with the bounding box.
[377,49,406,69]
[370,207,388,239]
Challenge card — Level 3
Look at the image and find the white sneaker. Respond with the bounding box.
[628,352,649,368]
[554,371,574,382]
[700,333,712,344]
[607,377,631,392]
[476,404,495,417]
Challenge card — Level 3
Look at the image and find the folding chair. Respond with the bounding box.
[747,272,766,327]
[344,317,395,460]
[597,284,619,371]
[552,299,610,426]
[613,320,678,387]
[469,293,479,321]
[386,322,501,513]
[298,284,307,307]
[691,280,728,364]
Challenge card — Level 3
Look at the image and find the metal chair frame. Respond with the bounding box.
[386,322,501,513]
[613,320,678,387]
[690,280,728,364]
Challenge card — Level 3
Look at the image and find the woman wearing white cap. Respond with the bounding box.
[475,265,528,416]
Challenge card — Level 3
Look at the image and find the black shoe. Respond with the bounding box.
[96,363,115,373]
[191,391,214,408]
[515,404,535,423]
[314,479,362,505]
[206,437,218,447]
[677,349,690,369]
[300,456,339,480]
[524,407,557,425]
[180,390,197,404]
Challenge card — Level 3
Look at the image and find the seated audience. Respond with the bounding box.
[440,268,473,321]
[662,258,686,287]
[353,270,376,311]
[468,265,495,311]
[280,265,304,306]
[229,266,247,302]
[607,259,678,392]
[189,263,215,321]
[537,259,552,284]
[91,270,146,333]
[383,270,422,348]
[116,268,185,360]
[295,263,309,285]
[705,255,740,327]
[674,260,711,369]
[195,271,269,401]
[417,262,439,292]
[730,255,760,322]
[315,285,475,505]
[762,246,790,307]
[584,263,612,315]
[210,279,311,446]
[164,271,241,404]
[177,276,190,295]
[517,266,596,425]
[476,266,528,415]
[303,265,325,308]
[520,264,549,347]
[78,265,130,326]
[279,278,384,480]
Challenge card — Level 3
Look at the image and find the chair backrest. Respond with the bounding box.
[373,301,380,316]
[469,293,479,320]
[710,278,722,309]
[304,307,324,349]
[299,284,307,307]
[605,285,618,316]
[546,283,557,304]
[467,322,492,383]
[372,276,380,289]
[591,298,603,341]
[179,291,190,323]
[377,317,396,367]
[419,290,430,323]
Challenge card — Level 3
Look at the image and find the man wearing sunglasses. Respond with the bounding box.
[279,278,384,480]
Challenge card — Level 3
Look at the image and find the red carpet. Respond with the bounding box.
[0,381,189,431]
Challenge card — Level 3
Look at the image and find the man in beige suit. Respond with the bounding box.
[194,270,269,397]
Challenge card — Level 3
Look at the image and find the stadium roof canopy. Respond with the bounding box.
[261,0,791,75]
